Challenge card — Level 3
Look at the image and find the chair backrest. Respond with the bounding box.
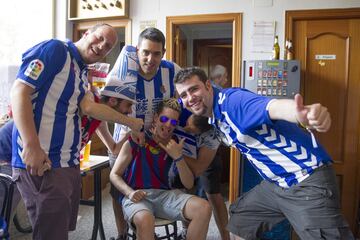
[0,173,15,238]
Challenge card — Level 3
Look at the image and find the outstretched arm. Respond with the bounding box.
[95,122,116,152]
[268,93,331,132]
[95,122,130,155]
[80,91,144,131]
[109,140,146,202]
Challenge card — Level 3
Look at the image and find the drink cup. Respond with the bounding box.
[83,141,91,163]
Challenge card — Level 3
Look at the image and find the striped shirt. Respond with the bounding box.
[12,39,87,168]
[210,87,332,188]
[123,135,176,190]
[110,47,198,158]
[112,60,180,140]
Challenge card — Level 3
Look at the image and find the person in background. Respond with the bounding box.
[10,23,143,240]
[174,67,354,240]
[0,120,22,215]
[81,71,137,153]
[110,98,211,240]
[209,64,228,88]
[184,114,230,240]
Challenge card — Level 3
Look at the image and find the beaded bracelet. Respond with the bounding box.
[173,155,184,163]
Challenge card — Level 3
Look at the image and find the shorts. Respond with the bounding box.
[122,188,193,223]
[13,166,81,240]
[109,153,123,201]
[199,154,222,194]
[227,164,354,240]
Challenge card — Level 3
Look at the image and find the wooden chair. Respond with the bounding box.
[127,217,178,240]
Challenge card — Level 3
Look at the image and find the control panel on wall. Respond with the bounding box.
[243,60,300,99]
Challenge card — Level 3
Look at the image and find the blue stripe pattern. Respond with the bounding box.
[211,87,332,188]
[13,39,87,168]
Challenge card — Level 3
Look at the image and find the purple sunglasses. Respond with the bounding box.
[159,115,178,126]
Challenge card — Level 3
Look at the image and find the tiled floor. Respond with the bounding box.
[10,183,230,240]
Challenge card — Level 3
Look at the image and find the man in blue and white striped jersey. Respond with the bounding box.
[10,23,143,240]
[174,67,354,240]
[106,27,198,240]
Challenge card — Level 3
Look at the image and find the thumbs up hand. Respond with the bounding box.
[294,94,331,132]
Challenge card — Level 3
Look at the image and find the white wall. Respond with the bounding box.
[127,0,360,60]
[0,1,54,66]
[3,0,360,65]
[0,0,54,115]
[55,0,360,61]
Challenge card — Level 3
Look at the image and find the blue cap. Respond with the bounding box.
[101,45,138,103]
[100,76,137,103]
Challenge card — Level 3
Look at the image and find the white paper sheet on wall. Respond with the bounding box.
[251,20,276,53]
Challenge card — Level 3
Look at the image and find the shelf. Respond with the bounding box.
[68,0,128,21]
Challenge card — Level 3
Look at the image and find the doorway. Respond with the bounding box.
[166,13,242,202]
[285,8,360,235]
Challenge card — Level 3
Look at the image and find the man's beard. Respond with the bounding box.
[191,105,208,117]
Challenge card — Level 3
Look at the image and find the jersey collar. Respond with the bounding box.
[209,87,222,125]
[65,39,86,71]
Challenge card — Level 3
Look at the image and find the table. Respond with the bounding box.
[80,155,109,240]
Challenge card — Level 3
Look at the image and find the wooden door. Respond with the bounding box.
[286,9,360,233]
[193,38,232,88]
[174,26,187,68]
[166,13,242,202]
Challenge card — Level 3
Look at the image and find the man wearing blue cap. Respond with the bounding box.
[80,73,138,153]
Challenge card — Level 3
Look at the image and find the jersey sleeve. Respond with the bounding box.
[197,129,220,150]
[16,39,68,90]
[223,89,273,132]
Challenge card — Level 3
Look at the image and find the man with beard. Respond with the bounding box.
[174,67,354,240]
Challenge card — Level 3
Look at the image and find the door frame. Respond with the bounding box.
[285,8,360,234]
[286,8,360,38]
[166,13,242,202]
